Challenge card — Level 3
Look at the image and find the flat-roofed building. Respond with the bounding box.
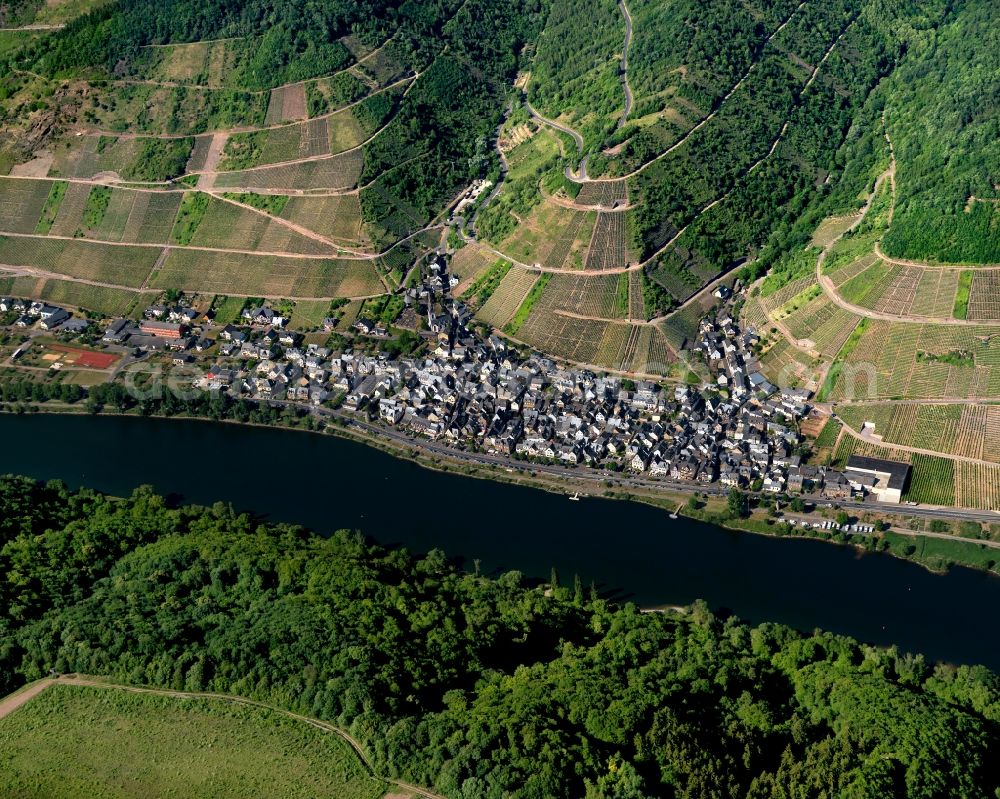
[845,455,911,504]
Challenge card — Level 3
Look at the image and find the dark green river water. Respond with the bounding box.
[4,413,999,668]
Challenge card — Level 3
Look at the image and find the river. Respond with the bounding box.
[5,413,1000,668]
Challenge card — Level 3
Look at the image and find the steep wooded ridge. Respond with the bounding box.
[2,476,1000,798]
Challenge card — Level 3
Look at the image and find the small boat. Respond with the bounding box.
[568,492,581,501]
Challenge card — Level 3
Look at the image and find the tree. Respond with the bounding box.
[836,511,851,527]
[728,489,750,519]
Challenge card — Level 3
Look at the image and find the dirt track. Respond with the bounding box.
[0,675,445,799]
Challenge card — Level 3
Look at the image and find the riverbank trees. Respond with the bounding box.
[1,477,1000,796]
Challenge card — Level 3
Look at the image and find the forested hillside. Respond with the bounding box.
[2,476,1000,798]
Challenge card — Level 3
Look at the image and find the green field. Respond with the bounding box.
[0,684,383,799]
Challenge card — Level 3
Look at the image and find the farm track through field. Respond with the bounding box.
[0,264,387,302]
[0,676,445,799]
[554,308,652,325]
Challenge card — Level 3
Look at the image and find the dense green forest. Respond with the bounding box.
[879,0,1000,264]
[2,476,1000,797]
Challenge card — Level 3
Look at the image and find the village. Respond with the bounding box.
[0,255,908,507]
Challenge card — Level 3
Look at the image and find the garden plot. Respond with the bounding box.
[623,326,672,374]
[628,269,645,320]
[584,212,628,271]
[0,178,51,233]
[836,259,900,309]
[758,338,820,388]
[477,266,540,328]
[47,183,91,237]
[834,321,1000,400]
[967,271,1000,321]
[122,191,183,243]
[518,312,607,365]
[758,274,817,316]
[782,293,860,356]
[826,252,878,285]
[11,276,144,316]
[448,245,497,286]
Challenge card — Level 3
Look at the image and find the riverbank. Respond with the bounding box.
[5,401,1000,581]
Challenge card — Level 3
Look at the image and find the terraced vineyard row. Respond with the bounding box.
[575,180,628,206]
[830,320,1000,400]
[968,271,1000,321]
[477,266,541,328]
[531,273,628,320]
[212,150,363,191]
[584,212,627,271]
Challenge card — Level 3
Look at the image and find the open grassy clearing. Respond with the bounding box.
[48,136,192,182]
[70,83,268,136]
[288,299,336,330]
[810,214,861,249]
[0,683,382,799]
[150,250,384,297]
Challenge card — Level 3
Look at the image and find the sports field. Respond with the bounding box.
[0,683,384,799]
